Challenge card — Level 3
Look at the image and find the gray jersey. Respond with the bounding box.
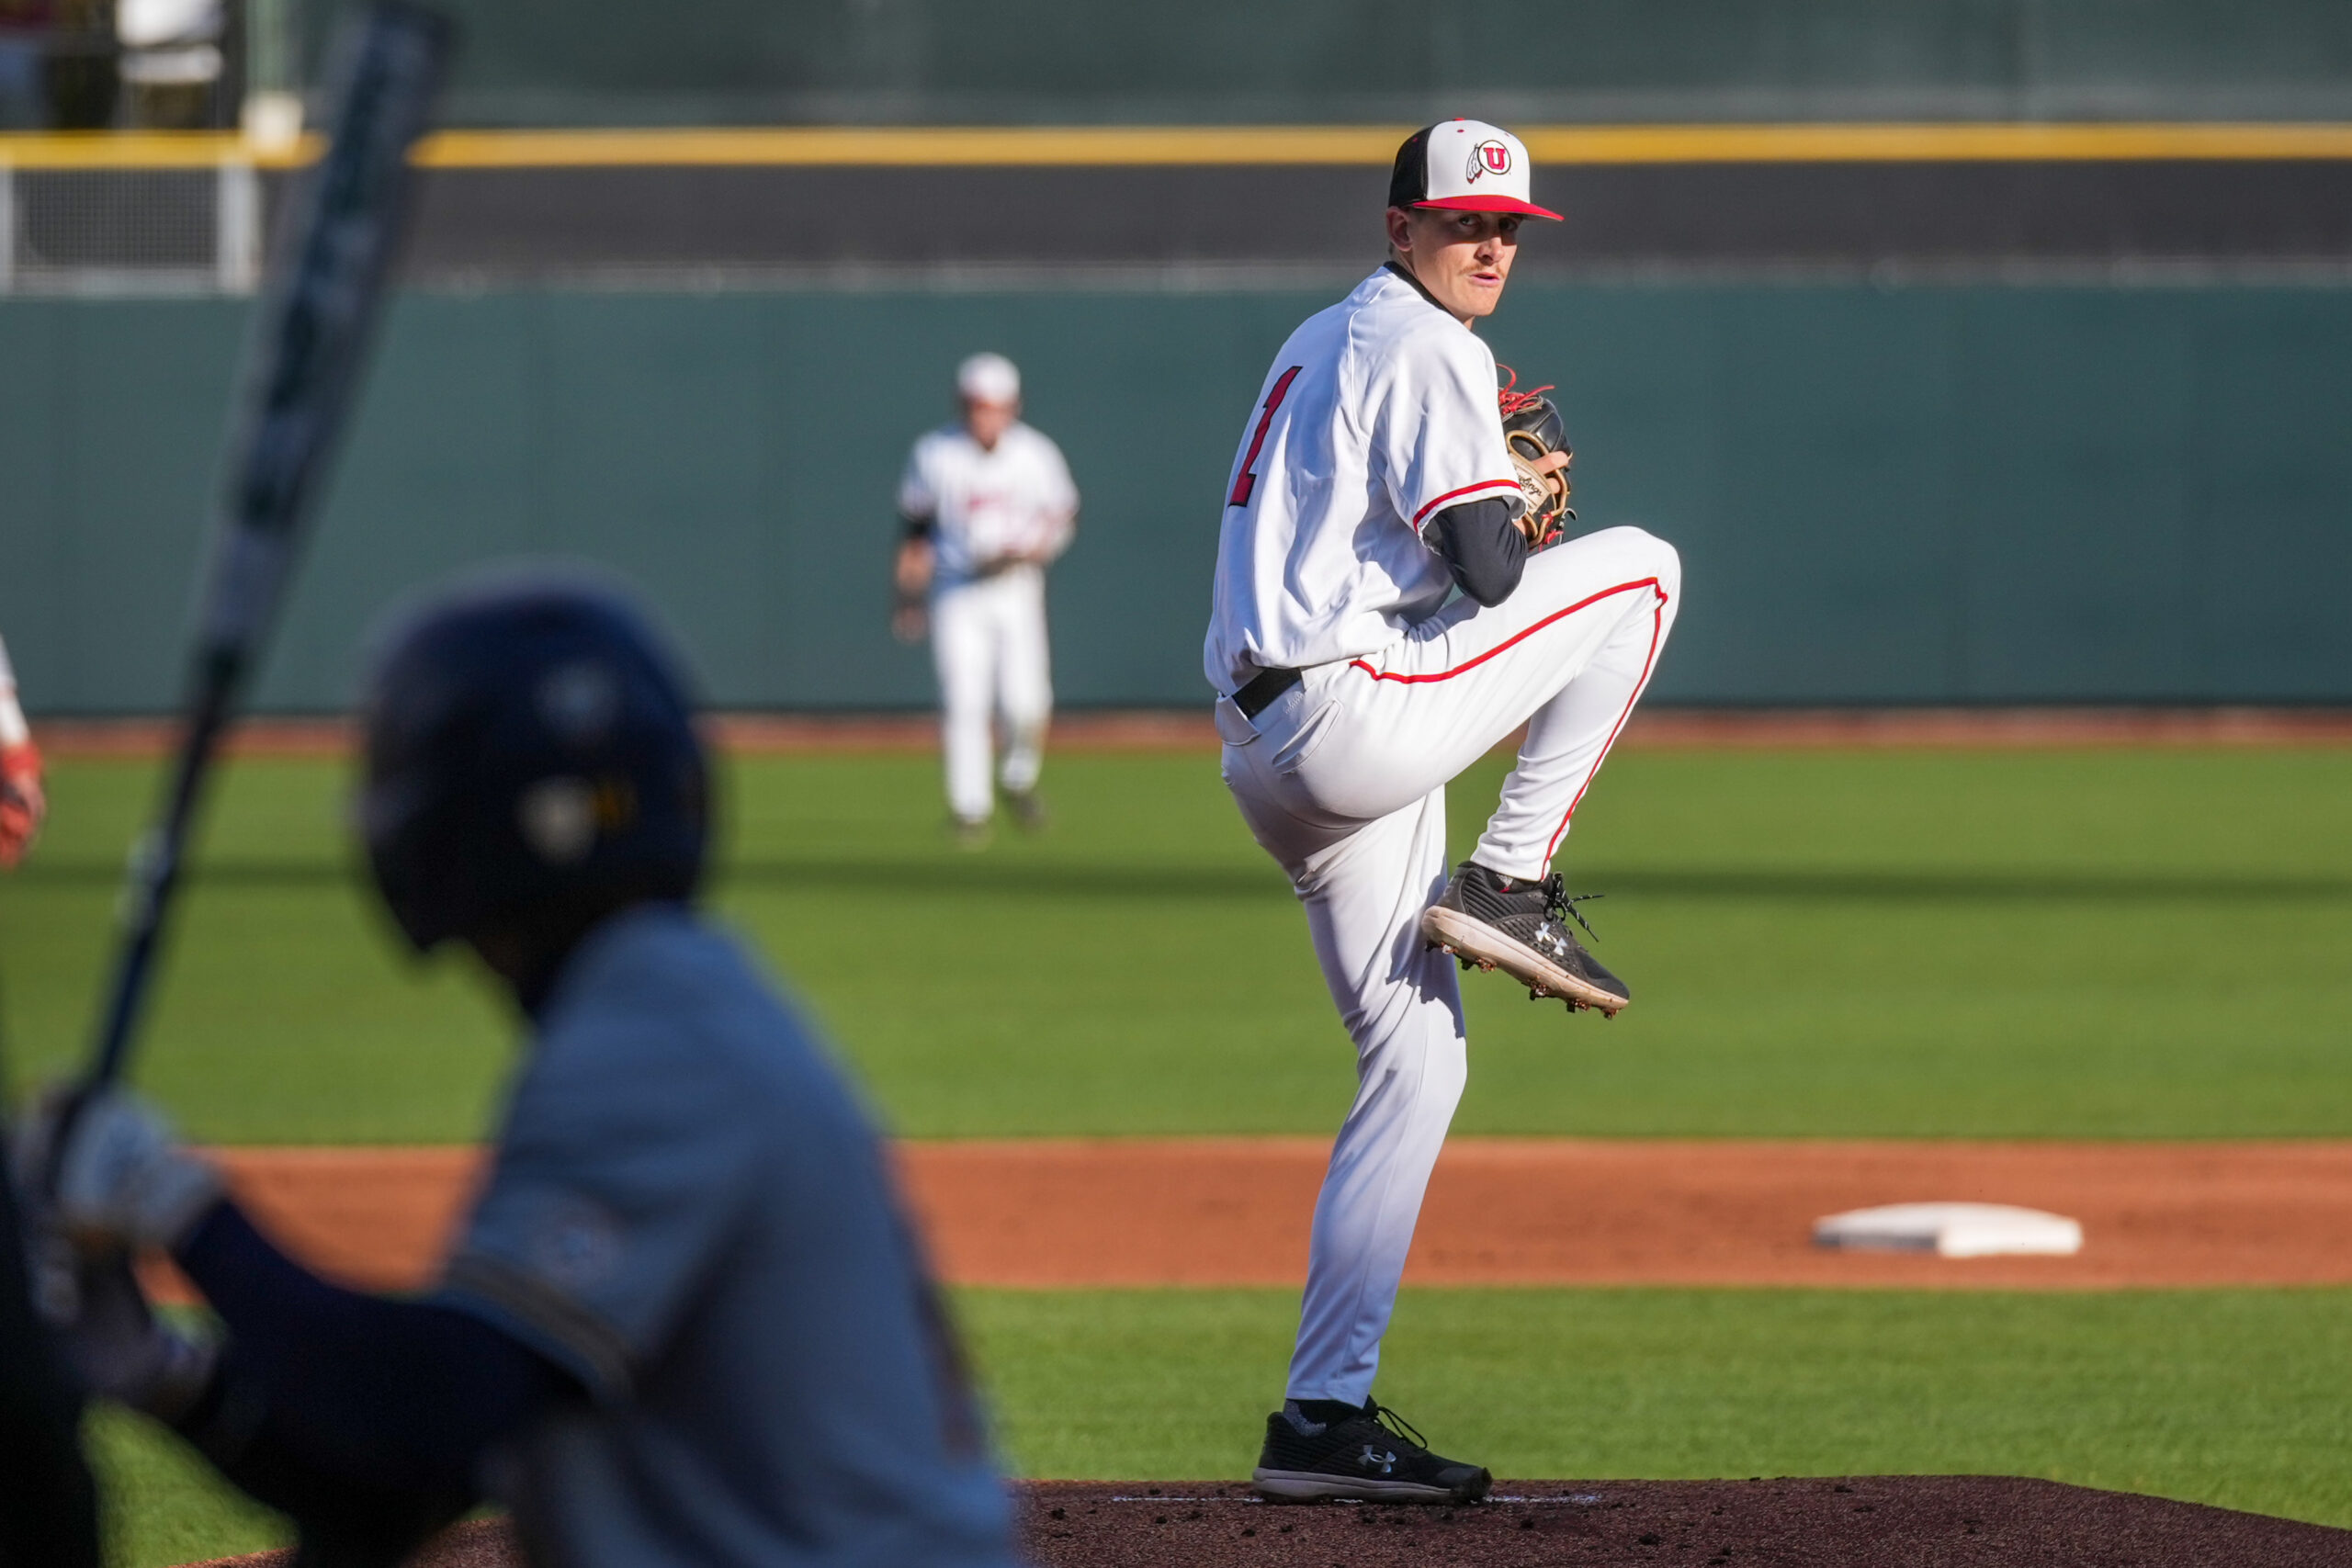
[437,907,1016,1568]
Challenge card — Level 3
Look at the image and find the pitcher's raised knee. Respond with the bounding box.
[1521,524,1681,614]
[1585,525,1679,602]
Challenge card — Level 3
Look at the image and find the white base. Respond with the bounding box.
[1813,1201,2083,1258]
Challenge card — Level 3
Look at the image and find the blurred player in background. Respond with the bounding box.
[1207,120,1681,1503]
[15,576,1019,1568]
[0,633,45,868]
[893,353,1079,845]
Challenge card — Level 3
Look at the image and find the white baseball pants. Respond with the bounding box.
[1218,525,1681,1404]
[932,567,1053,824]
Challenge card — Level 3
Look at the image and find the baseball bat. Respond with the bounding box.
[78,4,453,1097]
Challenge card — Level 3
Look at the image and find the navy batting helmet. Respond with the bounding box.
[356,571,710,953]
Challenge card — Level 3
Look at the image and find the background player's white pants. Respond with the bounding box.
[1219,525,1681,1403]
[932,567,1053,823]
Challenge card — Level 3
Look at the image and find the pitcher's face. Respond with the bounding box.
[1387,208,1522,323]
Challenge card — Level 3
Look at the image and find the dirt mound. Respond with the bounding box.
[1029,1478,2352,1566]
[184,1477,2348,1567]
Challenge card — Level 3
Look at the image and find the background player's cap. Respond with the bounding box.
[1389,119,1562,221]
[956,352,1021,405]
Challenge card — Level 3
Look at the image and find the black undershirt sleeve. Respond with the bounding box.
[1422,495,1528,607]
[900,513,936,541]
[169,1201,579,1529]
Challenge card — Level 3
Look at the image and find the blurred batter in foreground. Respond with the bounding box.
[893,353,1080,845]
[16,576,1018,1568]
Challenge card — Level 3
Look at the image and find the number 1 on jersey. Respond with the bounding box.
[1228,365,1303,509]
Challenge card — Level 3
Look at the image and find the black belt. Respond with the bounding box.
[1231,664,1303,720]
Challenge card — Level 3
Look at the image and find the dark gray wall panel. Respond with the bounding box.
[390,161,2352,285]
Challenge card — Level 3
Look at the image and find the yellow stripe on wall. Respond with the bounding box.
[5,122,2352,170]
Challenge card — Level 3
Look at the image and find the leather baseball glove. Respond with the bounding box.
[1498,369,1574,548]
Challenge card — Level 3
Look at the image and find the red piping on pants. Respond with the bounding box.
[1345,576,1668,686]
[1544,588,1667,863]
[1343,575,1671,868]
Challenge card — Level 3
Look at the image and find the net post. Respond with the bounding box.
[0,157,15,296]
[216,155,261,293]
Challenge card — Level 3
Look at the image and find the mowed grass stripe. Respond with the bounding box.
[3,748,2347,1142]
[95,1285,2352,1566]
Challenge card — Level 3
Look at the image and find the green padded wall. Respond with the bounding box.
[356,0,2352,126]
[4,282,2348,713]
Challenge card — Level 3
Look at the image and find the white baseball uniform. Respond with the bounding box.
[1206,264,1681,1405]
[899,422,1079,823]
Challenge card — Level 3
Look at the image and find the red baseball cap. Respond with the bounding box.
[1388,119,1562,220]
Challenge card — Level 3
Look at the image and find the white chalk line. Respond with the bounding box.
[1100,1493,1606,1506]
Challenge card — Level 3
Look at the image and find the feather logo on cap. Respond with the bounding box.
[1466,139,1512,182]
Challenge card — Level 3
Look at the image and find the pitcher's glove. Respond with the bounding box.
[1498,370,1574,548]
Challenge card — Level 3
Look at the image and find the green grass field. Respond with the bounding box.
[5,746,2348,1141]
[6,742,2349,1562]
[92,1286,2352,1563]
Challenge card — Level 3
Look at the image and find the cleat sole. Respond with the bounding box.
[1419,906,1629,1015]
[1252,1467,1491,1506]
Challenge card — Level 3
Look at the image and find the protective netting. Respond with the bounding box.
[0,163,262,293]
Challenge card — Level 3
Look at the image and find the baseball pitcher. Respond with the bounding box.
[1205,120,1683,1502]
[893,353,1080,844]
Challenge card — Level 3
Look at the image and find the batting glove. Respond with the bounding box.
[13,1088,224,1255]
[51,1247,219,1422]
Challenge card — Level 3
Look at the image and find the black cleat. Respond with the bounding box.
[1252,1399,1492,1505]
[1420,861,1630,1015]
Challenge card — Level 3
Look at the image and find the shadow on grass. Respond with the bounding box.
[17,859,2352,905]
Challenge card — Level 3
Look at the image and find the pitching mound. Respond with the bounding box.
[1019,1478,2351,1565]
[185,1476,2348,1567]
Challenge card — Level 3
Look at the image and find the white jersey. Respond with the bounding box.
[898,422,1079,589]
[1204,265,1522,694]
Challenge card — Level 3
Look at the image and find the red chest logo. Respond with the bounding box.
[1467,139,1512,182]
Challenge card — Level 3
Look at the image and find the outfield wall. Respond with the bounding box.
[356,0,2352,127]
[4,282,2349,714]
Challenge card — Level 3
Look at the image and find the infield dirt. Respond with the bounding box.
[40,705,2352,760]
[184,1476,2352,1567]
[161,1136,2352,1298]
